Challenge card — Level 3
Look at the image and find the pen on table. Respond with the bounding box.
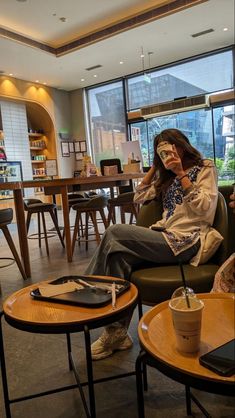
[111,282,116,309]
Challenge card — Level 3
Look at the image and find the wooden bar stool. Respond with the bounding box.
[24,199,65,255]
[107,191,139,226]
[71,195,108,254]
[0,208,27,279]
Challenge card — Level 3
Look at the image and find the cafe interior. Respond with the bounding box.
[0,0,234,417]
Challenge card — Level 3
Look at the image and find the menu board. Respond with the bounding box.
[45,160,58,177]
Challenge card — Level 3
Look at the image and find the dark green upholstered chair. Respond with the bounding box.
[130,192,228,306]
[218,185,235,256]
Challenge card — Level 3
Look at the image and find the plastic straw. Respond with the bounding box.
[179,262,191,308]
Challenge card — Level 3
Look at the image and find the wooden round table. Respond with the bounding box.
[136,293,235,418]
[0,276,138,418]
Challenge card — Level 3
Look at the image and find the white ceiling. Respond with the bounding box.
[0,0,234,91]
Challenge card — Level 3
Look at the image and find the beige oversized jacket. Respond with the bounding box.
[134,160,223,266]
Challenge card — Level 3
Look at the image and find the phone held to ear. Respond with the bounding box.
[199,339,235,377]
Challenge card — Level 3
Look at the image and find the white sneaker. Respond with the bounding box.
[91,327,133,360]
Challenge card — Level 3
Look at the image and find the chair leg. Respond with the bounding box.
[107,204,115,226]
[1,225,27,280]
[71,211,81,256]
[49,209,65,248]
[90,211,101,245]
[99,209,108,229]
[120,207,126,224]
[38,212,41,248]
[26,212,32,233]
[85,212,89,251]
[41,212,49,255]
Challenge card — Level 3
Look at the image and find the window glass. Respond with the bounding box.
[130,109,214,165]
[87,81,127,166]
[127,50,233,110]
[213,105,235,185]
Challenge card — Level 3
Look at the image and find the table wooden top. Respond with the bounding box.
[3,276,138,329]
[138,293,235,384]
[0,172,144,190]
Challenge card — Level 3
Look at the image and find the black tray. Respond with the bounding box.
[30,275,130,308]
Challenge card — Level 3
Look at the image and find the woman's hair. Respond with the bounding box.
[153,128,203,196]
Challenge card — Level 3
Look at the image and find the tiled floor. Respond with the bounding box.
[0,211,234,418]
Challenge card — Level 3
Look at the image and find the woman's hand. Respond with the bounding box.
[141,164,156,185]
[165,145,185,177]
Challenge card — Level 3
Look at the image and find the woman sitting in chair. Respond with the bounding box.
[85,128,221,360]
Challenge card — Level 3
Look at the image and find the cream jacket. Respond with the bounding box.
[134,160,223,266]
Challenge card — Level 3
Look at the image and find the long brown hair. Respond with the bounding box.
[153,128,203,197]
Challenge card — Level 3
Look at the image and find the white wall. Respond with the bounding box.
[0,100,33,197]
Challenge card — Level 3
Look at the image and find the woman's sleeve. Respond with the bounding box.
[184,161,218,215]
[134,181,157,203]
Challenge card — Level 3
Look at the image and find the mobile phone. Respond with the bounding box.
[199,339,235,376]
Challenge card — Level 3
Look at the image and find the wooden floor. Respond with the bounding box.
[0,210,234,418]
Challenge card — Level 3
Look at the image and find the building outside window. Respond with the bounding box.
[86,48,234,184]
[87,81,127,167]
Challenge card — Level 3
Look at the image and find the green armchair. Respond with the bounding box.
[130,191,228,306]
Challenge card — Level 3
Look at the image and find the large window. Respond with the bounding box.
[127,50,233,110]
[213,105,235,185]
[87,81,127,166]
[130,105,235,185]
[130,109,213,166]
[86,47,234,180]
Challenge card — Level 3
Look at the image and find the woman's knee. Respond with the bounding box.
[105,223,130,239]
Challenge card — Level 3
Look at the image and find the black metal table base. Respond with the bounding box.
[0,313,136,418]
[135,350,234,418]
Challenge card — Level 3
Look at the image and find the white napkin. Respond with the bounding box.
[39,282,83,297]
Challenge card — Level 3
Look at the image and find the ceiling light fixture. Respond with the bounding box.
[93,74,97,78]
[43,82,47,85]
[223,27,228,31]
[9,73,13,76]
[140,47,152,84]
[120,61,124,65]
[35,80,39,83]
[81,78,85,82]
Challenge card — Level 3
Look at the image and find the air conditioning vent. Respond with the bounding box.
[141,95,210,119]
[85,64,102,71]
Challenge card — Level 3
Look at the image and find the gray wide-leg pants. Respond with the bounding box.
[85,224,200,332]
[85,224,200,279]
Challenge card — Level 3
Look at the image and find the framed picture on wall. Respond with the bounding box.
[69,142,74,153]
[75,152,83,161]
[61,142,70,157]
[74,141,80,152]
[80,141,87,152]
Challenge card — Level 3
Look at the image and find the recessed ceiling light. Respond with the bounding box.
[9,73,13,76]
[35,80,39,83]
[93,74,97,78]
[81,78,85,82]
[223,27,228,31]
[43,82,47,85]
[140,54,145,58]
[120,61,124,65]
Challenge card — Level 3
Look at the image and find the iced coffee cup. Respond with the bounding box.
[169,295,204,354]
[157,142,174,168]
